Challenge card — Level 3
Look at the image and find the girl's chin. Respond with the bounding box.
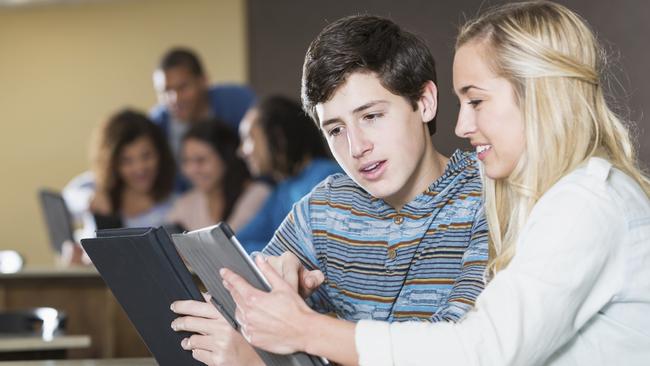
[127,184,155,194]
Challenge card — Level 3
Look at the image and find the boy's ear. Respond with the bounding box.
[418,81,438,123]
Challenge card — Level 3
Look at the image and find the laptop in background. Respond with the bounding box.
[93,213,123,230]
[38,189,75,254]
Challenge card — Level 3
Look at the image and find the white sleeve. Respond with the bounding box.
[62,171,95,218]
[356,176,625,366]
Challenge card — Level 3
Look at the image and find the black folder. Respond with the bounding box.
[171,223,329,366]
[81,227,203,366]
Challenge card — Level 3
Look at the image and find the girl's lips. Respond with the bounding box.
[476,145,492,161]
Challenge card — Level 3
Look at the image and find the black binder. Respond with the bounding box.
[171,223,329,366]
[81,227,203,366]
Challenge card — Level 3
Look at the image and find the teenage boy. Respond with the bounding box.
[171,15,487,365]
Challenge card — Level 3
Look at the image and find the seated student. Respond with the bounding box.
[217,2,650,365]
[63,109,176,243]
[166,119,272,231]
[151,47,256,192]
[169,16,488,366]
[234,95,342,252]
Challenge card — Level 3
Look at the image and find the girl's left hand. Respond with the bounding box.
[221,255,317,354]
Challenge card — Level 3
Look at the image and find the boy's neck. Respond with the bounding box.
[386,141,449,211]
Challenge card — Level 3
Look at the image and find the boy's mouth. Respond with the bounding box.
[358,160,387,180]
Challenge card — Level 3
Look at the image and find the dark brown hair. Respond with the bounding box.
[182,119,250,221]
[158,47,204,77]
[91,109,175,212]
[255,95,330,177]
[301,15,438,134]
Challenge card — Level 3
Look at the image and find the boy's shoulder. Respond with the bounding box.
[430,150,482,195]
[447,150,480,179]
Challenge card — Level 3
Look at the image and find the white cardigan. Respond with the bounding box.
[356,158,650,366]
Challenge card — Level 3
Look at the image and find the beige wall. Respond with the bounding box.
[0,0,247,265]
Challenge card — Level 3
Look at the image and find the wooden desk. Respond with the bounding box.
[0,335,91,361]
[0,358,155,365]
[0,335,91,352]
[0,266,149,359]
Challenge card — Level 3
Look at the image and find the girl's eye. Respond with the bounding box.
[468,100,483,107]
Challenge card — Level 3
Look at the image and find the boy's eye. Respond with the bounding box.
[328,126,342,137]
[363,112,383,121]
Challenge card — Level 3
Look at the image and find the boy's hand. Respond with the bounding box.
[222,256,316,354]
[262,251,324,298]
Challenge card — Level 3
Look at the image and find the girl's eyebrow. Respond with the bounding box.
[455,84,487,96]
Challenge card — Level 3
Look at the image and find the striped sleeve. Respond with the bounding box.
[262,189,335,313]
[430,206,489,322]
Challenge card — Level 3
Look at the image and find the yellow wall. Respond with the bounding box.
[0,0,247,265]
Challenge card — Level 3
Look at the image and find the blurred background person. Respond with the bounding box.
[151,47,256,192]
[236,95,342,252]
[63,109,176,249]
[166,119,272,231]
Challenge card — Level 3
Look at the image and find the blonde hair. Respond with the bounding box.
[456,1,650,276]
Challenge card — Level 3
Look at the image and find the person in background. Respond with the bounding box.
[218,2,650,365]
[63,109,176,258]
[235,95,342,252]
[151,47,256,191]
[166,119,272,231]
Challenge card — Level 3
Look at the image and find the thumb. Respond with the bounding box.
[299,268,324,298]
[255,255,292,292]
[302,269,324,289]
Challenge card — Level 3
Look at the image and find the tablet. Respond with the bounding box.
[38,188,74,254]
[81,226,203,366]
[172,223,329,366]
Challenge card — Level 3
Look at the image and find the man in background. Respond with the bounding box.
[151,47,256,191]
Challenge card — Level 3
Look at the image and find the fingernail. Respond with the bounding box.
[255,255,266,265]
[222,279,230,290]
[181,338,191,349]
[171,321,177,331]
[219,268,226,276]
[170,302,175,312]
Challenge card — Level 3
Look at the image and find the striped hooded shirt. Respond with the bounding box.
[263,149,488,323]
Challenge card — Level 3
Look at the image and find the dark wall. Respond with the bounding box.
[247,0,649,166]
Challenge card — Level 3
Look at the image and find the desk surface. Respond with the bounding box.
[0,358,155,365]
[0,266,99,280]
[0,335,91,352]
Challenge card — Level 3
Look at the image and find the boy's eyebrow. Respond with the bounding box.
[352,100,388,114]
[320,100,389,128]
[321,117,341,129]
